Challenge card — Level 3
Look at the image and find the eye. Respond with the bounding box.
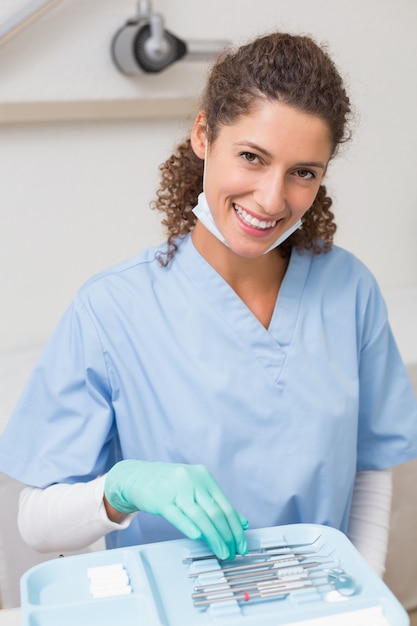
[294,169,315,179]
[241,151,260,164]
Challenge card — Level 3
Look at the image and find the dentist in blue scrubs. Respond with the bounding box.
[0,32,416,576]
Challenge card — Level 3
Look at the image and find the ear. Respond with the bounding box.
[190,111,208,160]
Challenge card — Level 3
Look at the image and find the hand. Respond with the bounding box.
[104,460,248,560]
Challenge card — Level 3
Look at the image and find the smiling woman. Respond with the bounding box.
[153,33,350,267]
[0,31,416,582]
[190,102,332,263]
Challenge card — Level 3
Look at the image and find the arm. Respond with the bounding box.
[347,469,392,577]
[19,461,249,560]
[18,476,134,552]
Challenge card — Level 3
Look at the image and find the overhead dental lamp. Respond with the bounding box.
[111,1,229,75]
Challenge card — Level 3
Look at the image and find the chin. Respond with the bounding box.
[229,242,271,259]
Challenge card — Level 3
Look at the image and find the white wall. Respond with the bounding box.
[1,0,417,350]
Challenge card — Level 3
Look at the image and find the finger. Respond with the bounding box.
[238,511,250,530]
[194,490,240,559]
[161,504,203,541]
[202,482,249,556]
[167,466,235,558]
[174,494,232,559]
[165,479,245,559]
[174,465,247,558]
[162,501,235,561]
[192,470,249,556]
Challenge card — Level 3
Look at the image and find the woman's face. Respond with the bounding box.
[191,100,333,258]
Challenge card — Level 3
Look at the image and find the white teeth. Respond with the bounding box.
[234,205,277,230]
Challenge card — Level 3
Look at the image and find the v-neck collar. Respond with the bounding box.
[175,234,312,382]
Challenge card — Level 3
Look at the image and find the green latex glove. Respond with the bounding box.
[104,460,249,560]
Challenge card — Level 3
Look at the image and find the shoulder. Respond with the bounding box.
[76,239,182,303]
[81,243,168,290]
[310,244,374,275]
[67,243,174,322]
[294,244,387,320]
[306,245,381,295]
[302,245,389,332]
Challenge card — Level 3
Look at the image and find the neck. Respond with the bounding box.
[191,222,289,328]
[192,221,286,283]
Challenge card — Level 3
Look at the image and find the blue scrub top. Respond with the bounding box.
[1,234,416,549]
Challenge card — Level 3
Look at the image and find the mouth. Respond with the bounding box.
[233,204,280,231]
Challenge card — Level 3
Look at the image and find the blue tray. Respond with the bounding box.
[20,524,408,625]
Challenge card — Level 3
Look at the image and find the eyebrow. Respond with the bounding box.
[235,141,327,170]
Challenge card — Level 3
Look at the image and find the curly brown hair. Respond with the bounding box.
[152,32,351,264]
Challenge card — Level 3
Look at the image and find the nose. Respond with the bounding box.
[254,170,286,216]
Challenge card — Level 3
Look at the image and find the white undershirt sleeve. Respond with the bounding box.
[18,475,135,552]
[347,470,392,577]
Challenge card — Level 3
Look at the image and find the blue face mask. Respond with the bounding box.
[192,192,302,254]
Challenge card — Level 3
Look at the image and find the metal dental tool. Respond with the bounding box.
[192,567,357,597]
[327,567,358,597]
[191,563,358,607]
[183,535,322,564]
[192,578,329,607]
[188,554,328,579]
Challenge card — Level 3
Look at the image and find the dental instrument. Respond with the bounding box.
[183,535,322,564]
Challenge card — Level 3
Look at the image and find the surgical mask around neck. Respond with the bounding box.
[192,192,302,254]
[192,192,228,246]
